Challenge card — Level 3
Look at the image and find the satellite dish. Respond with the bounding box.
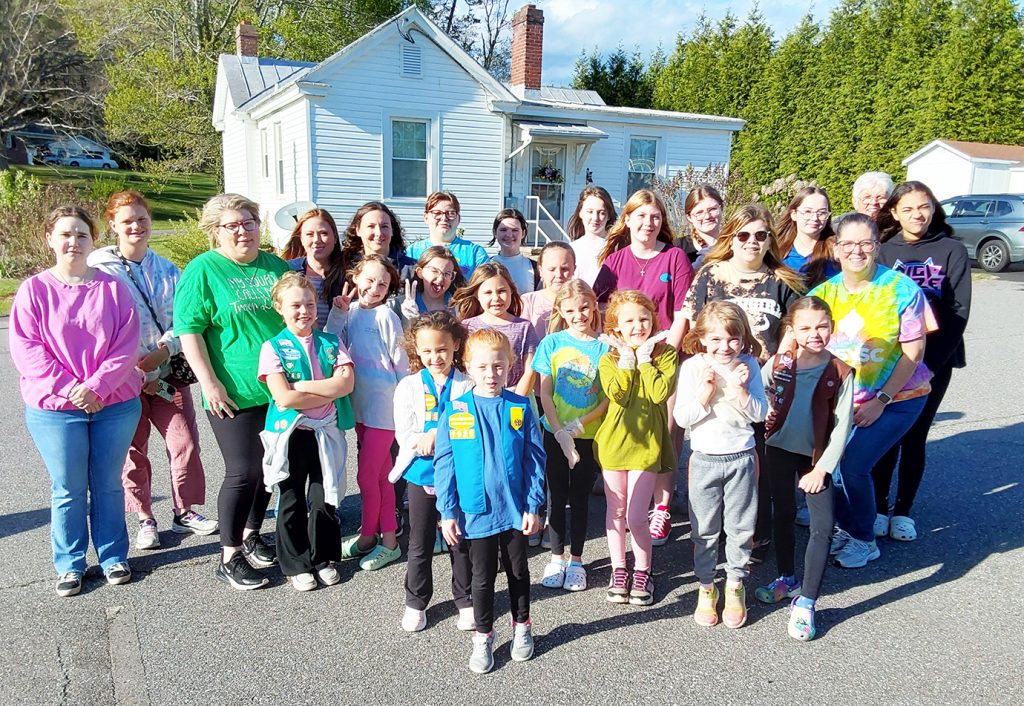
[274,200,318,231]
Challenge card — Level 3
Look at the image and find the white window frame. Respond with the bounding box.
[384,113,438,201]
[626,135,661,196]
[274,122,284,195]
[260,128,269,179]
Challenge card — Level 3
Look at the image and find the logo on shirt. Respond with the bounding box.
[660,273,672,283]
[279,347,302,362]
[449,411,476,440]
[892,258,945,295]
[424,391,438,422]
[510,406,524,431]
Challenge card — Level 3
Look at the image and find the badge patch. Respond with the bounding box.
[279,348,302,361]
[424,393,437,411]
[510,406,524,431]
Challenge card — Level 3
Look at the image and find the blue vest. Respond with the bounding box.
[264,328,355,433]
[404,368,455,486]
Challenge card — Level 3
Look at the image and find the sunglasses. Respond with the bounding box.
[735,230,769,243]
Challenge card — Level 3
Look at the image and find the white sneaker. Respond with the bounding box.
[469,630,496,674]
[136,519,160,550]
[834,538,881,569]
[456,606,476,631]
[829,527,852,555]
[317,564,341,585]
[401,606,427,632]
[873,513,890,537]
[510,621,535,662]
[889,515,917,542]
[289,572,317,592]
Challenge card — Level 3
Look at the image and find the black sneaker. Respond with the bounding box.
[395,510,405,538]
[241,533,278,568]
[56,571,83,597]
[105,562,132,585]
[216,554,269,591]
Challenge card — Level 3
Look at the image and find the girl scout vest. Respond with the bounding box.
[264,328,355,433]
[404,368,455,486]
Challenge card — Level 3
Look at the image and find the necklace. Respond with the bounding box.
[51,268,93,285]
[629,247,659,277]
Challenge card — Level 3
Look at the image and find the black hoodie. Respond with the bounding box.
[879,231,971,370]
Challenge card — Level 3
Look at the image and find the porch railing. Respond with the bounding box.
[523,195,570,248]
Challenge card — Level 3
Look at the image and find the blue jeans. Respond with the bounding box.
[835,395,927,542]
[25,398,142,575]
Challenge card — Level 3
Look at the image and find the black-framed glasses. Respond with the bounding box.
[735,230,769,243]
[428,210,459,220]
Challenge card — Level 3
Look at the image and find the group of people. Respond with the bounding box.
[9,173,971,674]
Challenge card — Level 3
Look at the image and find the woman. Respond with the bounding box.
[174,193,291,590]
[89,191,214,551]
[873,181,971,542]
[809,213,932,568]
[282,208,346,329]
[10,206,142,597]
[777,186,839,288]
[852,172,895,220]
[682,184,724,268]
[340,201,414,274]
[408,191,488,277]
[567,185,617,286]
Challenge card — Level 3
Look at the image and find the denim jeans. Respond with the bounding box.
[834,395,927,542]
[25,398,142,575]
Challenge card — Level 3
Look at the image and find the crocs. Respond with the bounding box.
[889,515,917,542]
[563,562,587,592]
[540,558,567,588]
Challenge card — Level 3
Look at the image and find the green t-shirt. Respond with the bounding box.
[174,249,291,409]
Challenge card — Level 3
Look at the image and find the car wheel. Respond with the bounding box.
[102,163,112,169]
[69,160,79,167]
[978,238,1010,272]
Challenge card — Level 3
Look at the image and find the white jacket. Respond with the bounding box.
[389,369,474,483]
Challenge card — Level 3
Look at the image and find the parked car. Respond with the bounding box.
[42,149,119,170]
[940,194,1024,272]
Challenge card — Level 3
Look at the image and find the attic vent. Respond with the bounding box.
[401,44,422,77]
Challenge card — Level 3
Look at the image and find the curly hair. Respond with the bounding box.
[402,310,468,373]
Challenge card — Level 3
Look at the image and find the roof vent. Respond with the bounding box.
[401,43,422,77]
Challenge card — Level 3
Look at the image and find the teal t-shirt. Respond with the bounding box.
[530,330,609,438]
[173,249,291,409]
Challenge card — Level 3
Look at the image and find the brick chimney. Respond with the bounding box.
[236,21,258,57]
[510,4,544,91]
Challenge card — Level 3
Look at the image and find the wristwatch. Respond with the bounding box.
[876,391,893,405]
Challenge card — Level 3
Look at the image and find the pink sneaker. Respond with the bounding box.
[649,505,671,546]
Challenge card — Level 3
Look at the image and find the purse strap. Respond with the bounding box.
[115,249,166,335]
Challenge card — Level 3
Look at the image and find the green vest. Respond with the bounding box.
[264,328,355,433]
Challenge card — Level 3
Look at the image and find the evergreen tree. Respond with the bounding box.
[571,47,653,108]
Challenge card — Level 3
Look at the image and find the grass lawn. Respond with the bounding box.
[12,165,219,230]
[1,278,18,316]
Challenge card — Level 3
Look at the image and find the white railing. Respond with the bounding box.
[523,195,570,248]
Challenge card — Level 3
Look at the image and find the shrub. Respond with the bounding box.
[158,212,211,271]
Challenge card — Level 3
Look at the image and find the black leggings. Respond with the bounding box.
[467,530,530,634]
[207,405,272,548]
[766,446,833,601]
[275,429,341,576]
[405,482,472,611]
[542,432,598,557]
[752,421,771,545]
[873,364,953,517]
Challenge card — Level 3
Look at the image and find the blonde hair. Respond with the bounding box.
[450,261,522,319]
[547,279,600,334]
[602,290,660,362]
[270,271,316,307]
[199,193,260,248]
[464,328,515,365]
[682,300,762,358]
[701,203,806,294]
[599,189,675,265]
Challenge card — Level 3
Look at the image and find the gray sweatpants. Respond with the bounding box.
[688,449,758,583]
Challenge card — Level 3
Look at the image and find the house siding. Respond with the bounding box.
[222,109,250,196]
[250,100,311,243]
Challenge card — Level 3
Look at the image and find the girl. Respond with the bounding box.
[756,297,854,641]
[325,255,410,571]
[451,262,539,397]
[258,273,355,591]
[532,280,610,592]
[594,291,678,606]
[390,312,475,632]
[521,241,576,341]
[682,184,724,268]
[875,181,971,542]
[776,186,839,288]
[339,201,413,272]
[489,208,537,295]
[409,191,489,277]
[673,301,768,629]
[434,329,546,674]
[11,206,142,596]
[400,246,466,323]
[282,208,346,329]
[567,186,617,286]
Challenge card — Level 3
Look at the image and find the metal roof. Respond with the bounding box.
[519,86,606,106]
[219,55,314,108]
[514,121,608,140]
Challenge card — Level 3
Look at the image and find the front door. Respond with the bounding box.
[530,145,566,221]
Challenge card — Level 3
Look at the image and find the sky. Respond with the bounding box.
[528,0,844,85]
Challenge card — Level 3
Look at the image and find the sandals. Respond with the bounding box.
[889,515,917,542]
[788,597,816,641]
[540,559,567,588]
[563,562,587,592]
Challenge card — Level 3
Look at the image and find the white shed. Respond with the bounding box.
[903,139,1024,200]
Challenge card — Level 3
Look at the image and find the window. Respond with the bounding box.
[274,123,284,195]
[992,200,1014,217]
[952,199,991,218]
[627,137,657,196]
[392,119,428,198]
[260,129,269,178]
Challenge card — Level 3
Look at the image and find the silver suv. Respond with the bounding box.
[941,194,1024,272]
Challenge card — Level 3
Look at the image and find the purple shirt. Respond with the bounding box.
[593,245,695,330]
[9,270,142,410]
[462,315,540,388]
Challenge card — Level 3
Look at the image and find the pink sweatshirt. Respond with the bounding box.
[9,270,142,411]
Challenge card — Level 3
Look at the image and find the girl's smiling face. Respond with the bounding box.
[687,197,723,239]
[352,261,391,307]
[110,204,152,251]
[356,210,393,256]
[791,193,831,239]
[580,195,610,237]
[701,320,744,367]
[275,286,317,336]
[730,218,770,269]
[790,308,832,355]
[466,343,510,396]
[539,248,575,289]
[416,328,457,378]
[48,216,94,265]
[559,295,597,336]
[418,256,456,299]
[300,216,337,264]
[613,301,654,348]
[424,200,460,242]
[626,203,664,247]
[494,217,524,255]
[477,275,512,318]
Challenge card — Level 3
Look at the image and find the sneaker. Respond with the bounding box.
[289,572,317,592]
[889,515,917,542]
[829,527,852,555]
[105,562,132,586]
[341,534,376,559]
[395,509,405,538]
[215,553,269,590]
[649,505,671,546]
[606,567,630,604]
[172,510,218,535]
[317,564,341,586]
[722,582,747,628]
[457,606,476,631]
[469,630,496,674]
[873,513,890,538]
[834,537,881,569]
[527,530,541,548]
[540,526,551,549]
[359,543,401,571]
[402,606,427,632]
[694,584,719,626]
[510,621,535,662]
[433,528,448,555]
[794,505,811,527]
[241,533,277,568]
[55,571,82,597]
[755,576,801,604]
[628,570,654,606]
[136,519,160,550]
[788,596,817,641]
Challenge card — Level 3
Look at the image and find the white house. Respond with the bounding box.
[903,139,1024,201]
[213,6,745,248]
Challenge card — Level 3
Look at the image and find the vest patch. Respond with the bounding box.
[510,406,524,431]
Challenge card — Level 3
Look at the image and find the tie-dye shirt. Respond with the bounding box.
[530,330,609,438]
[809,265,933,404]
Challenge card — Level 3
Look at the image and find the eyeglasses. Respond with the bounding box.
[796,209,831,219]
[428,210,459,221]
[422,265,456,282]
[219,219,260,232]
[836,240,877,253]
[735,230,769,243]
[690,206,722,220]
[858,194,889,205]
